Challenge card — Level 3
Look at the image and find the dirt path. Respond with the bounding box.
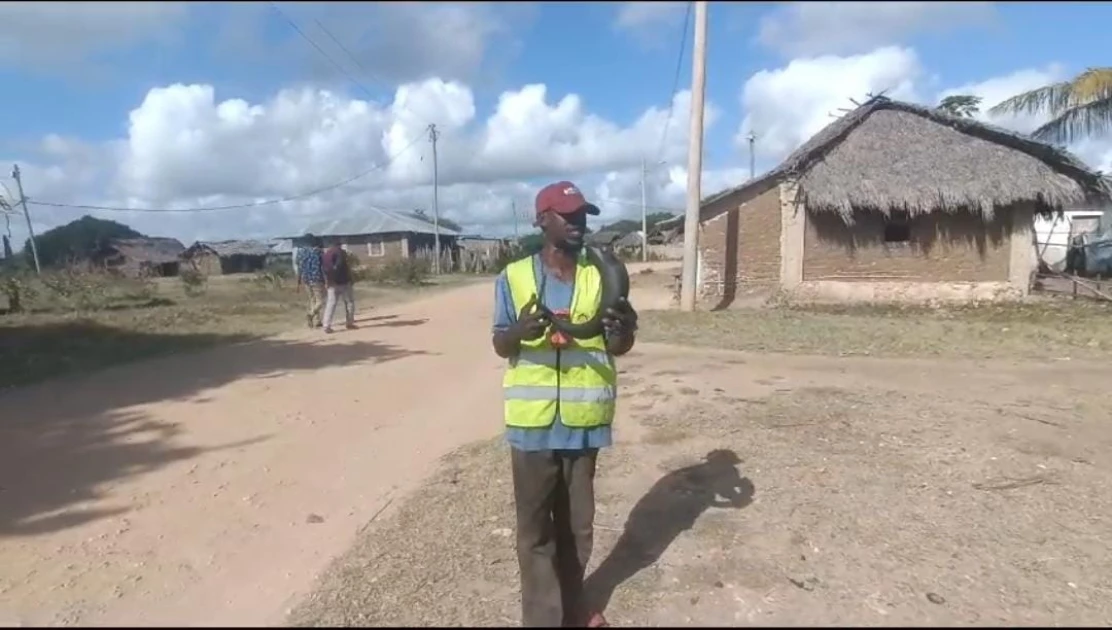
[0,281,505,627]
[291,343,1112,627]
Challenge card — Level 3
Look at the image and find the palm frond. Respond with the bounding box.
[989,67,1112,118]
[1030,96,1112,145]
[989,81,1075,118]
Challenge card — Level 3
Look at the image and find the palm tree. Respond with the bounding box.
[937,94,982,118]
[989,68,1112,145]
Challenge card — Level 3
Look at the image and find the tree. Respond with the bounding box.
[516,232,544,253]
[598,212,677,235]
[28,215,144,268]
[937,94,983,118]
[989,67,1112,145]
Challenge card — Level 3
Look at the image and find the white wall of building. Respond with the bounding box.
[1034,209,1106,269]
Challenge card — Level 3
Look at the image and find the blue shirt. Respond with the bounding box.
[297,247,324,285]
[493,255,614,452]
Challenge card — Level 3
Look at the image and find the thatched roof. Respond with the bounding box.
[185,240,272,258]
[106,237,185,264]
[697,96,1112,224]
[586,230,623,247]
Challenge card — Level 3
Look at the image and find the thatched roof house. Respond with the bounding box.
[694,96,1111,306]
[95,237,185,278]
[183,240,272,275]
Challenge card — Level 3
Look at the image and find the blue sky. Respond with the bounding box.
[0,1,1110,246]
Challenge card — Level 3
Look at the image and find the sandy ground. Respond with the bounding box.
[0,281,507,627]
[7,261,1111,627]
[291,343,1112,627]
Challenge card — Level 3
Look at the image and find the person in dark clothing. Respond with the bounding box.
[321,239,357,334]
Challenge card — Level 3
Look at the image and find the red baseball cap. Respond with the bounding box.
[535,181,600,217]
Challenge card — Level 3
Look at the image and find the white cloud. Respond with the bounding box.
[0,2,527,88]
[614,1,687,37]
[738,46,923,162]
[937,65,1067,133]
[218,2,529,88]
[4,78,724,245]
[735,45,1112,180]
[935,65,1112,172]
[757,1,996,58]
[0,2,189,76]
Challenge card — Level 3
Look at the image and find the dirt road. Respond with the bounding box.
[0,281,505,627]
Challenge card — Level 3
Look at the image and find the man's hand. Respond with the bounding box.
[511,294,550,342]
[603,297,637,356]
[602,297,638,337]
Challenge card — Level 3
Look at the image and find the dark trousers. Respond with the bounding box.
[511,447,599,627]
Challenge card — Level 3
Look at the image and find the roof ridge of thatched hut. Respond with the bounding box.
[695,96,1111,225]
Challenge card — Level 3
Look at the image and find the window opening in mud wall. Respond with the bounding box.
[884,210,911,243]
[367,240,386,257]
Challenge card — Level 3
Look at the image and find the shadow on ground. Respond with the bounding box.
[0,320,430,537]
[585,449,755,616]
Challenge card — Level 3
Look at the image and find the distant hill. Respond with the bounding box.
[28,215,145,268]
[597,212,677,235]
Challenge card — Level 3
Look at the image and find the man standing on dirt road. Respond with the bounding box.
[492,181,638,628]
[296,234,326,329]
[321,239,358,334]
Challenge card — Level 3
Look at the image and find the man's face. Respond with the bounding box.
[541,208,588,251]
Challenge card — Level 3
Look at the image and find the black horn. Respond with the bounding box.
[537,246,630,339]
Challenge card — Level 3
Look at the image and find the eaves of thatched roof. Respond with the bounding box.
[185,240,272,258]
[696,96,1112,225]
[107,237,185,264]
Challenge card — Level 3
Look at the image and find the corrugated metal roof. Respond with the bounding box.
[190,240,273,257]
[290,207,462,238]
[268,239,294,255]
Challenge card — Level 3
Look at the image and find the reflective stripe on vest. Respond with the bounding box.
[501,254,617,429]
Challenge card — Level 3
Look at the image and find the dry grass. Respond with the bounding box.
[640,299,1112,360]
[288,437,522,627]
[289,346,1112,627]
[0,271,478,389]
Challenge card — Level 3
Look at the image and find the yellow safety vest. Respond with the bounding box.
[502,255,617,429]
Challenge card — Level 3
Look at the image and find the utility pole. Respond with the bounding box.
[679,1,708,312]
[12,164,41,274]
[746,132,756,180]
[427,123,441,275]
[512,200,519,239]
[640,157,649,262]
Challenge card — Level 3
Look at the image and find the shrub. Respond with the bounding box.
[253,270,287,291]
[0,271,36,313]
[180,267,208,297]
[374,258,430,285]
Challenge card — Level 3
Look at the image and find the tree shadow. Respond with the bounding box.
[584,449,755,616]
[0,320,430,536]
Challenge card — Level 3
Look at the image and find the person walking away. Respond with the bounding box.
[295,234,326,329]
[321,239,357,334]
[491,181,638,628]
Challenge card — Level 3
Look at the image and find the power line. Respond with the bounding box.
[28,131,427,214]
[654,1,693,165]
[267,1,378,102]
[311,18,390,93]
